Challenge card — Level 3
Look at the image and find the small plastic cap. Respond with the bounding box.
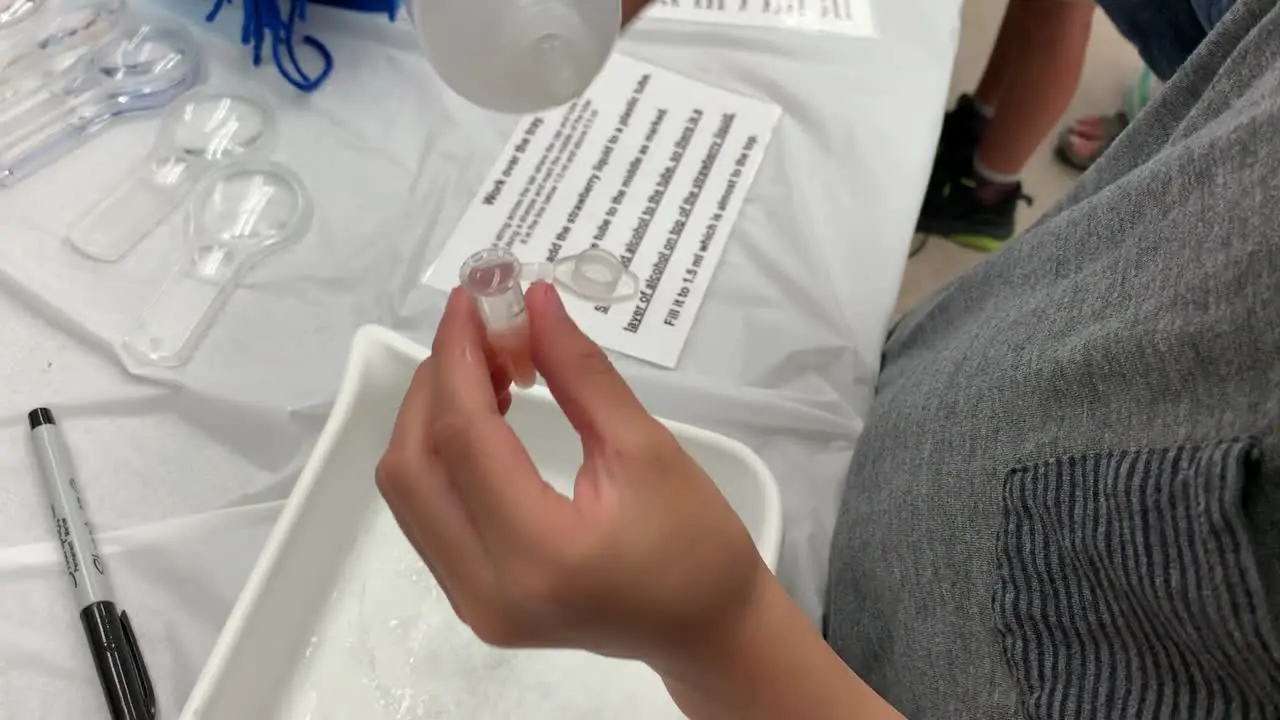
[553,248,639,303]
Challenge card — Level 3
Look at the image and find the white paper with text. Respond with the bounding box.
[643,0,876,37]
[423,56,781,368]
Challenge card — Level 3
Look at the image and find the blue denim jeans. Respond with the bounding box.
[1097,0,1237,80]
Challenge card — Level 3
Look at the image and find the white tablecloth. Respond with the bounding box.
[0,0,961,715]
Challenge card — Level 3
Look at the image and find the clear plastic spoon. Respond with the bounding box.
[0,0,124,91]
[0,17,203,187]
[70,89,277,262]
[1,9,155,122]
[0,0,44,30]
[122,162,314,367]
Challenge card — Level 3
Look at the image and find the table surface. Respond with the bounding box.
[0,0,961,715]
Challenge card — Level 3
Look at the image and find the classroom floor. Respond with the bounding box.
[894,0,1144,315]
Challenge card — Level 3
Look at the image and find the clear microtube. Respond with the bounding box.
[0,16,204,187]
[70,89,278,262]
[458,246,639,388]
[122,161,313,368]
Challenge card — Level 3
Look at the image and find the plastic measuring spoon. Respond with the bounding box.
[459,246,639,387]
[0,0,44,29]
[0,0,124,88]
[70,89,277,261]
[1,15,186,126]
[0,17,202,187]
[123,162,313,367]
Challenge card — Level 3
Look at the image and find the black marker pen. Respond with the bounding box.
[28,408,156,720]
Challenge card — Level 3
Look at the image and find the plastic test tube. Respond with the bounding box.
[460,248,537,388]
[458,246,640,389]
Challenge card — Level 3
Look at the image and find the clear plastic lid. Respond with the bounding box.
[526,247,640,303]
[70,89,278,262]
[0,17,204,187]
[122,162,313,367]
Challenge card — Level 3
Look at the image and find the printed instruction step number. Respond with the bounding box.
[425,56,781,368]
[644,0,876,37]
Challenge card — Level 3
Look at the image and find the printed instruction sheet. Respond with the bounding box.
[424,56,781,368]
[644,0,876,37]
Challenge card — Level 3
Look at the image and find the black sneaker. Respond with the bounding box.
[925,95,988,198]
[917,172,1032,252]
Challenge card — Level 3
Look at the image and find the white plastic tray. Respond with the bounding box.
[179,325,783,719]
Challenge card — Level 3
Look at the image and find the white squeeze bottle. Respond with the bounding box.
[406,0,621,114]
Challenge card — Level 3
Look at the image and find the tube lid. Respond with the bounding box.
[540,247,639,303]
[459,246,639,305]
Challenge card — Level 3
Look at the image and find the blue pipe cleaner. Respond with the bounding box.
[205,0,399,93]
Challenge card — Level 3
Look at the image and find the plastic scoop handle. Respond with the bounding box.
[0,92,92,186]
[123,264,230,367]
[0,77,66,128]
[0,72,45,107]
[70,157,206,261]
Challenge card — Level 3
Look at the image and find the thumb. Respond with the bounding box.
[622,0,650,24]
[525,282,650,442]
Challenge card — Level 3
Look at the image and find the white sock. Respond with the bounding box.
[972,98,995,119]
[973,154,1019,185]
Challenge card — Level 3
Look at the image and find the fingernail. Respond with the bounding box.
[536,282,566,313]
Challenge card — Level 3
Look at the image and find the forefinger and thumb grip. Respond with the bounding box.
[526,283,649,438]
[435,288,522,415]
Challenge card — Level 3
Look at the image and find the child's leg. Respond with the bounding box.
[975,0,1094,179]
[917,0,1094,249]
[972,0,1029,114]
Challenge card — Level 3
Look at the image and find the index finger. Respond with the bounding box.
[378,357,489,599]
[431,288,574,545]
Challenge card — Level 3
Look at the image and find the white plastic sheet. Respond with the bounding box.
[0,0,961,713]
[0,503,281,718]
